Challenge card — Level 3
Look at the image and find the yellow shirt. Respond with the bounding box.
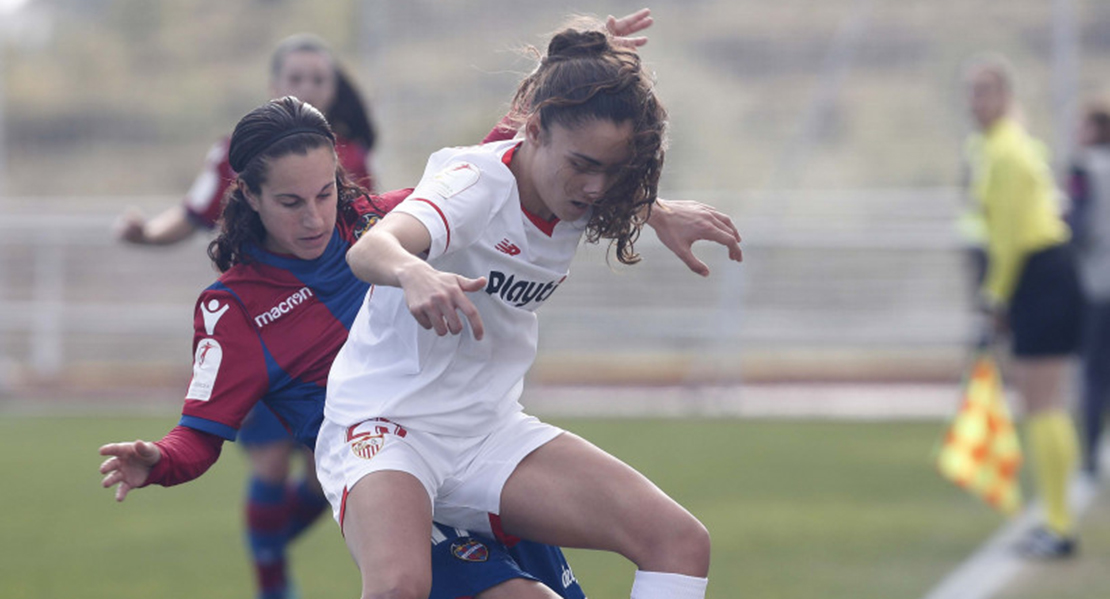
[967,118,1069,304]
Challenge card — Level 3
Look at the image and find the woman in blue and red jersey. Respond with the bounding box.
[112,33,378,599]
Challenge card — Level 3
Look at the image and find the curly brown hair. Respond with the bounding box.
[207,96,365,272]
[509,26,668,265]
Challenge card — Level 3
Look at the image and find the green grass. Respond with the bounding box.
[0,415,1006,599]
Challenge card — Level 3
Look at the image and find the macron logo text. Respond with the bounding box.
[254,287,314,328]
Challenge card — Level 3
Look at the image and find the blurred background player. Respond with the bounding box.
[111,33,377,599]
[963,54,1084,558]
[1066,99,1110,478]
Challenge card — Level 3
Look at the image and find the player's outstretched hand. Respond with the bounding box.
[398,266,487,340]
[114,208,148,244]
[649,199,743,276]
[99,440,161,502]
[608,8,653,48]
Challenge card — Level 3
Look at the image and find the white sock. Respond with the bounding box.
[630,570,709,599]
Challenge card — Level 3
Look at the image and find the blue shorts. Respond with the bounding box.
[430,524,585,599]
[237,403,295,447]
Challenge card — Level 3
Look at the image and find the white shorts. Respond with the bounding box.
[315,411,563,537]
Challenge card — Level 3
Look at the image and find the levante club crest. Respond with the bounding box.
[450,538,489,562]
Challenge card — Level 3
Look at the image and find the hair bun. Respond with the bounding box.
[546,29,609,61]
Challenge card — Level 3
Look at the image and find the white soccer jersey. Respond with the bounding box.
[325,139,587,435]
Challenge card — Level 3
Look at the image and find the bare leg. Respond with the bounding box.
[1013,357,1072,415]
[499,432,710,576]
[342,471,434,599]
[248,441,293,483]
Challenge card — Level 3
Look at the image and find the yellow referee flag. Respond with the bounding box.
[935,354,1023,516]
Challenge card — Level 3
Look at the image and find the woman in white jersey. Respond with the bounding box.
[319,25,717,599]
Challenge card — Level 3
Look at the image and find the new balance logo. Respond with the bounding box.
[495,239,521,256]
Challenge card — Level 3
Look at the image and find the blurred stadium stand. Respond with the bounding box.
[0,185,975,397]
[3,0,1102,397]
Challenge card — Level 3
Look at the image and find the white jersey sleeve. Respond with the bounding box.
[394,142,518,260]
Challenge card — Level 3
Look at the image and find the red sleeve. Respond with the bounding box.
[482,115,516,144]
[179,289,270,440]
[183,138,234,229]
[370,188,414,213]
[340,189,415,242]
[143,425,225,487]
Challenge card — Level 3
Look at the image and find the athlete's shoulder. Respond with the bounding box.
[203,262,309,324]
[429,139,516,166]
[340,190,412,241]
[418,140,517,201]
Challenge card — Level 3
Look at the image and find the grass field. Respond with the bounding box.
[0,413,1010,599]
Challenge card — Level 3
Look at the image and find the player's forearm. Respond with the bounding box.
[347,213,436,288]
[144,425,224,487]
[348,231,427,288]
[139,206,200,245]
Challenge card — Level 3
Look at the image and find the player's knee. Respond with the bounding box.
[635,508,711,576]
[248,443,293,482]
[682,517,712,574]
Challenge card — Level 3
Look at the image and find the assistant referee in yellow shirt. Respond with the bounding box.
[964,54,1084,558]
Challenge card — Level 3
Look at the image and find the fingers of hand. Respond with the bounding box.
[617,36,649,48]
[712,211,742,243]
[459,276,487,292]
[99,456,120,475]
[459,301,485,341]
[427,307,450,336]
[412,310,435,332]
[102,469,123,489]
[694,211,743,261]
[677,249,710,277]
[610,8,652,35]
[434,295,465,335]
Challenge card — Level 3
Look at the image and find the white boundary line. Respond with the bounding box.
[922,441,1109,599]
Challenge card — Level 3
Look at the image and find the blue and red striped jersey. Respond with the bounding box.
[178,192,406,448]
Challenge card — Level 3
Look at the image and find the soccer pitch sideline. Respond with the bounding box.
[0,413,1103,598]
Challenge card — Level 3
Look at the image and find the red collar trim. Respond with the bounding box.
[501,142,520,168]
[522,205,559,237]
[502,142,559,237]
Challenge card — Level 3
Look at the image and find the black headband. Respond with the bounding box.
[238,127,331,170]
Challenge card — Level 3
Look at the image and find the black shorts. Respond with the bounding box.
[1010,244,1083,357]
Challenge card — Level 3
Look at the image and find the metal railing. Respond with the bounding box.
[0,188,976,386]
